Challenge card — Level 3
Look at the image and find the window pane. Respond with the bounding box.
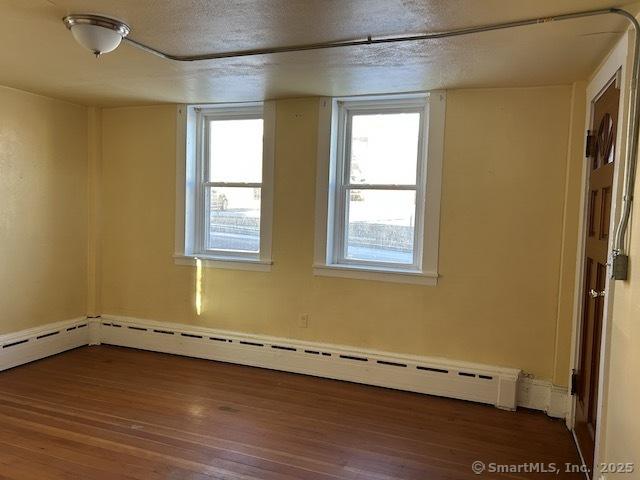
[207,187,260,253]
[349,112,420,185]
[209,118,263,183]
[345,189,416,264]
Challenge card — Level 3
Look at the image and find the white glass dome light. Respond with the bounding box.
[63,15,130,57]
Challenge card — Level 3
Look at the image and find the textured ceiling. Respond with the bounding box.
[0,0,638,106]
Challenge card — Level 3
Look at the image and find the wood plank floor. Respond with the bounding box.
[0,346,582,479]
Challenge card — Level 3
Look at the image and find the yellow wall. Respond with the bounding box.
[100,86,577,381]
[87,108,102,317]
[0,86,87,334]
[553,81,587,386]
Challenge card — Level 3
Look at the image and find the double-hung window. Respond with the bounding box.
[314,93,445,284]
[176,102,275,270]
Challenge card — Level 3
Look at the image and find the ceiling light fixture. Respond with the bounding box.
[63,14,130,57]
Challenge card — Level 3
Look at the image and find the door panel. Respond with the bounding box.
[573,76,619,475]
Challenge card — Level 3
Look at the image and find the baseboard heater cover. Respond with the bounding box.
[1,316,571,417]
[98,315,520,410]
[0,318,90,372]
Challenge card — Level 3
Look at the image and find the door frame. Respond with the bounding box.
[568,30,631,468]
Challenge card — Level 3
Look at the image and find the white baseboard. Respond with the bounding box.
[0,317,90,372]
[98,315,521,410]
[517,376,570,419]
[5,315,576,418]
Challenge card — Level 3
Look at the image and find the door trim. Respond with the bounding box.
[568,30,631,470]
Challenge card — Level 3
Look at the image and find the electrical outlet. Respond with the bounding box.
[299,313,309,328]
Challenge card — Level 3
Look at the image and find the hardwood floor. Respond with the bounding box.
[0,346,581,479]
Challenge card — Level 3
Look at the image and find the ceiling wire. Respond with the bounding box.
[122,6,638,278]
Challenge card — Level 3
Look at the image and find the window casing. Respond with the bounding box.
[176,102,275,270]
[314,93,445,285]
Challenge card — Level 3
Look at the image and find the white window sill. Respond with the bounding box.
[174,254,272,272]
[313,264,438,286]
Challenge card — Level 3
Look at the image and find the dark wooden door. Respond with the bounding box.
[574,76,619,474]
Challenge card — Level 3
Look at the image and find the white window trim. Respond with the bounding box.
[175,101,275,271]
[313,92,445,285]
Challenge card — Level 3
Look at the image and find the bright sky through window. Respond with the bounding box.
[349,113,419,185]
[209,119,263,182]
